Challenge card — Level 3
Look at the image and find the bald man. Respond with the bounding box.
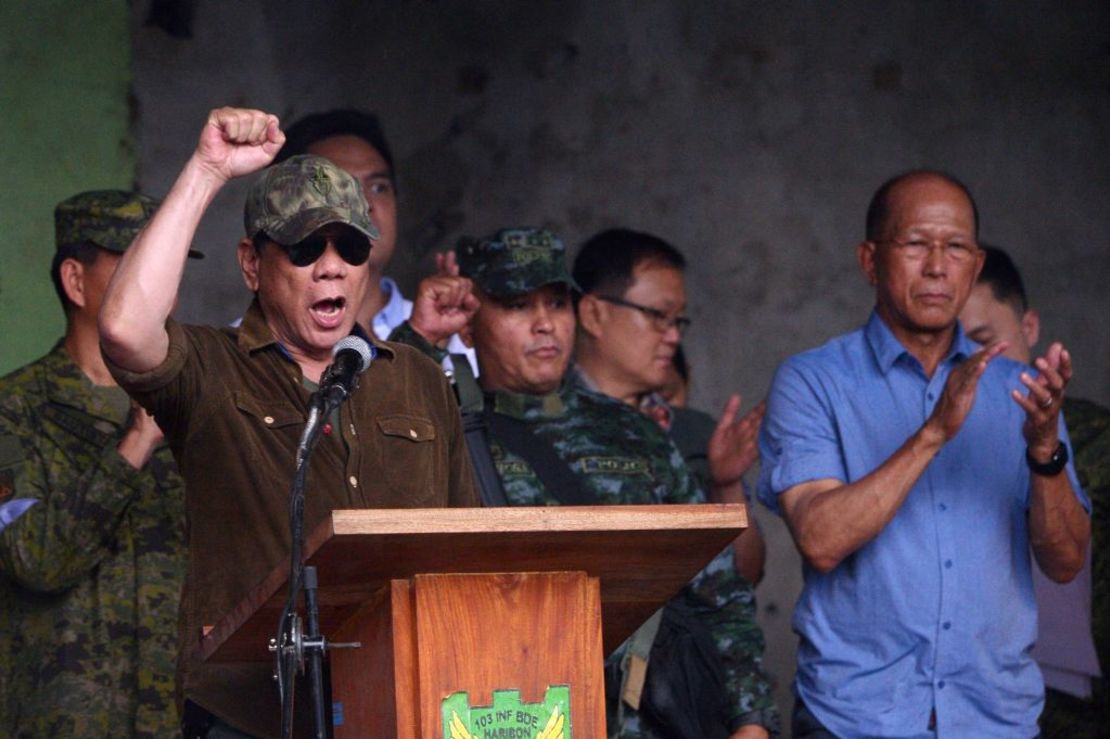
[758,170,1089,737]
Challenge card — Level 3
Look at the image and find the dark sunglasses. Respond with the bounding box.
[282,230,372,267]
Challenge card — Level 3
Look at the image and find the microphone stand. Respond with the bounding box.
[272,381,358,739]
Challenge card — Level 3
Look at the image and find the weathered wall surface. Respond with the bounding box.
[0,1,133,375]
[131,0,1110,729]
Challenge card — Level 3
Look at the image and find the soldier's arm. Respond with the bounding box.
[682,558,779,737]
[668,438,779,734]
[0,395,155,592]
[100,107,283,373]
[387,320,450,364]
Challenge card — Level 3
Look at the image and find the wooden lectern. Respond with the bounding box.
[200,504,745,737]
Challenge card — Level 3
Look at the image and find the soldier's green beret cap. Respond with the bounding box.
[455,227,579,298]
[244,155,379,245]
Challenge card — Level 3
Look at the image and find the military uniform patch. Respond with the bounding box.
[496,460,533,478]
[511,246,551,266]
[311,165,333,196]
[578,456,649,476]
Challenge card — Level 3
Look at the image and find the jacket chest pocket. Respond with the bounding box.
[234,392,305,464]
[375,414,439,505]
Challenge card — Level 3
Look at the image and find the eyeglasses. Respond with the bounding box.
[596,294,692,335]
[880,238,978,264]
[282,230,372,267]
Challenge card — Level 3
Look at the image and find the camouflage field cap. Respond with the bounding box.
[244,154,379,245]
[456,227,580,298]
[54,190,203,258]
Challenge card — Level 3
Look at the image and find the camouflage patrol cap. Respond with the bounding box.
[455,227,580,298]
[244,154,379,245]
[54,190,203,258]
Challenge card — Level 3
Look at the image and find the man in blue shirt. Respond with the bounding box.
[758,170,1090,738]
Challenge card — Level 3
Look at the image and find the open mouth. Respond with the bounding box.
[310,296,347,328]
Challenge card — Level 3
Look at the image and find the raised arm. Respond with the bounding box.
[1017,342,1089,582]
[779,342,1007,572]
[99,107,284,372]
[403,251,479,349]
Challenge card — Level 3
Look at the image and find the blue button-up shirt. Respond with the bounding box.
[758,311,1087,738]
[370,276,414,341]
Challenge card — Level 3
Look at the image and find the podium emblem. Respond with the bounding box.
[442,686,570,738]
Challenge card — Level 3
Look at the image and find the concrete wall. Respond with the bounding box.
[131,0,1110,729]
[0,1,133,375]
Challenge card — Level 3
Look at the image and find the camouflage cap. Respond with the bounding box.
[243,154,379,245]
[54,190,203,258]
[455,227,580,298]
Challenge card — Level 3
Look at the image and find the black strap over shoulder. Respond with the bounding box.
[448,354,483,415]
[462,410,510,507]
[446,354,511,508]
[484,406,597,506]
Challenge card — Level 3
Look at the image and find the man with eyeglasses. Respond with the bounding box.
[758,169,1089,737]
[571,228,779,737]
[99,107,478,738]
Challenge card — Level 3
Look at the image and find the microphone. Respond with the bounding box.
[319,336,375,404]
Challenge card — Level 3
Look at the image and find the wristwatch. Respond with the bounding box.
[1026,442,1069,477]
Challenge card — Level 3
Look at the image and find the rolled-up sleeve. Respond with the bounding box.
[757,357,846,514]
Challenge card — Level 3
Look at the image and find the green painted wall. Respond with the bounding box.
[0,1,133,375]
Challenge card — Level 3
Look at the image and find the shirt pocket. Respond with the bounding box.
[233,392,305,467]
[375,414,439,505]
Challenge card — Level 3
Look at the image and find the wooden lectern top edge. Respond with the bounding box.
[327,503,747,537]
[203,503,748,664]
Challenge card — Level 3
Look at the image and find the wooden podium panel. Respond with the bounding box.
[200,505,745,736]
[201,504,747,664]
[418,572,605,738]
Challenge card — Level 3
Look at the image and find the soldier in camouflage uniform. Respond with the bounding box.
[392,227,776,737]
[0,191,198,737]
[960,245,1109,737]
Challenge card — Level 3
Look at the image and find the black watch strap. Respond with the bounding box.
[1026,442,1069,476]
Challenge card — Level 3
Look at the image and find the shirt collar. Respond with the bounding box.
[43,340,131,423]
[570,363,674,428]
[490,384,568,420]
[371,277,409,340]
[568,363,599,393]
[237,298,278,353]
[865,309,974,375]
[236,296,394,361]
